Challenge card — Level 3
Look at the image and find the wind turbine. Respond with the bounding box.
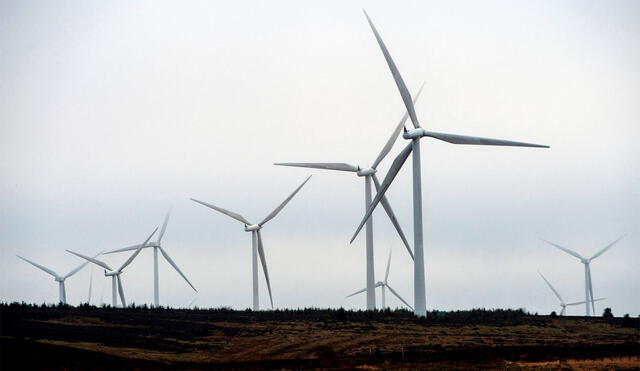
[350,10,549,317]
[542,235,624,316]
[347,248,412,310]
[17,252,99,305]
[191,175,311,310]
[103,210,197,307]
[538,271,606,316]
[274,92,421,310]
[67,228,157,307]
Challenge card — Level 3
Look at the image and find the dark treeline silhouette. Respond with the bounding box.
[1,301,532,324]
[4,301,636,327]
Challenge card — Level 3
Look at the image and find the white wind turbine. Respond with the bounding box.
[347,248,413,310]
[17,252,99,305]
[350,10,549,316]
[542,235,624,316]
[274,91,422,310]
[191,175,311,310]
[103,210,197,307]
[67,228,157,308]
[538,271,606,316]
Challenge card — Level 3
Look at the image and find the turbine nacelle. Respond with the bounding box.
[54,277,64,282]
[403,128,426,140]
[244,224,261,232]
[356,168,376,177]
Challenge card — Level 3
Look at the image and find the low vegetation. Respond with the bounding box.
[1,302,638,370]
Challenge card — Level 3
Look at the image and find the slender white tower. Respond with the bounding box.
[104,210,196,307]
[543,235,623,316]
[351,10,549,316]
[275,95,419,310]
[191,176,311,310]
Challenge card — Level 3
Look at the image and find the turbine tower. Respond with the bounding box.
[347,248,412,310]
[274,95,421,310]
[350,10,549,316]
[104,210,197,307]
[191,175,311,310]
[538,271,606,316]
[542,235,623,316]
[17,253,98,305]
[68,228,157,307]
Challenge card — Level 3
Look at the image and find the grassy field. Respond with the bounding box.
[1,303,638,370]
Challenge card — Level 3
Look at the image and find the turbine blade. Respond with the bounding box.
[66,250,113,271]
[157,209,171,244]
[372,173,413,260]
[64,261,89,279]
[159,246,197,292]
[256,230,273,308]
[386,284,413,311]
[118,227,157,272]
[351,142,413,243]
[363,10,420,129]
[587,264,596,314]
[103,243,152,255]
[274,163,359,172]
[372,82,425,169]
[64,250,104,279]
[117,275,126,307]
[87,265,93,304]
[590,235,625,261]
[424,131,549,148]
[384,248,392,282]
[17,256,60,278]
[541,239,586,261]
[538,271,564,304]
[190,198,251,225]
[566,298,606,306]
[259,175,311,227]
[188,296,198,308]
[346,287,367,298]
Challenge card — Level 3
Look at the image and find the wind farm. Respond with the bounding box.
[275,91,420,310]
[104,210,197,307]
[67,228,158,307]
[2,2,637,370]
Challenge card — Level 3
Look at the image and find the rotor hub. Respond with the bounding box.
[357,168,376,177]
[244,224,261,232]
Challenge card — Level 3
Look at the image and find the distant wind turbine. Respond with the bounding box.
[191,175,311,310]
[68,228,157,307]
[17,252,99,305]
[104,210,197,307]
[542,235,624,316]
[350,10,549,316]
[87,265,93,304]
[538,271,606,316]
[275,91,420,309]
[347,248,413,310]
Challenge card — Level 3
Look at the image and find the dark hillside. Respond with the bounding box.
[1,303,638,370]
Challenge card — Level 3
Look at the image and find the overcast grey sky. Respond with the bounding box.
[1,0,638,315]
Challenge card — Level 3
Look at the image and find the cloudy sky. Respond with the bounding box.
[1,0,638,315]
